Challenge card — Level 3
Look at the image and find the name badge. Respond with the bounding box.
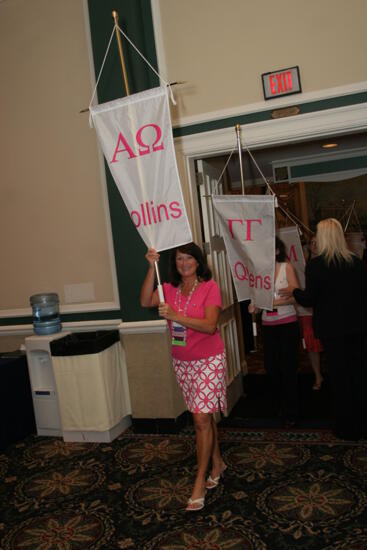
[171,321,186,347]
[266,309,278,317]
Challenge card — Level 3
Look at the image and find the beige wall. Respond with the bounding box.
[0,0,116,313]
[156,0,367,123]
[0,335,25,353]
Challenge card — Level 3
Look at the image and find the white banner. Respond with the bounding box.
[212,195,276,310]
[277,226,305,287]
[90,87,192,251]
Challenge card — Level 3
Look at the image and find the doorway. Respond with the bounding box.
[191,132,367,375]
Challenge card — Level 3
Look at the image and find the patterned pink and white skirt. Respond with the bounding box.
[173,352,227,414]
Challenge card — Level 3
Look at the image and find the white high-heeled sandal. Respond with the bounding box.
[206,464,227,490]
[186,496,205,511]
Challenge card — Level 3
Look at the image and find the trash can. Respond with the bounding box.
[0,351,36,449]
[50,330,131,442]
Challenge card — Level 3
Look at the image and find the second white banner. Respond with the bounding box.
[212,195,276,310]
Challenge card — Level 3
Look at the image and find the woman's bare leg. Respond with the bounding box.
[208,416,226,479]
[190,413,213,504]
[308,351,322,387]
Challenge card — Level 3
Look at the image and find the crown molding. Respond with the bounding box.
[175,102,367,158]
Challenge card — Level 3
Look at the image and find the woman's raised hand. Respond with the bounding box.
[145,248,160,268]
[158,302,176,321]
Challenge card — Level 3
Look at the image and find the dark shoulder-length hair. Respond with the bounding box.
[275,236,287,263]
[169,242,212,286]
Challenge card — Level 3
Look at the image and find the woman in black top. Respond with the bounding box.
[280,218,367,440]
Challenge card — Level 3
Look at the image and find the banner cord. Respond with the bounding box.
[89,27,115,110]
[343,202,355,232]
[88,24,176,110]
[241,140,275,196]
[339,203,351,227]
[211,142,312,237]
[213,148,236,194]
[116,24,175,105]
[343,201,362,233]
[277,203,311,235]
[239,136,313,235]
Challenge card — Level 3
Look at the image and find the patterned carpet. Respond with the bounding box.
[1,428,367,549]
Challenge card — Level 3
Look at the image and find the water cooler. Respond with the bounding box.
[25,332,70,436]
[25,331,131,442]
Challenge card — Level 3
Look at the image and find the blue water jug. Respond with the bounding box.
[30,293,62,335]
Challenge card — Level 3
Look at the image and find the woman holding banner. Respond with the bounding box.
[280,218,367,440]
[249,236,300,428]
[141,243,227,512]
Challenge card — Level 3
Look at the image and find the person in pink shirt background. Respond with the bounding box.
[249,237,300,428]
[140,242,227,512]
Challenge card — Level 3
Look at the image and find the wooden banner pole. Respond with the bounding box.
[235,124,258,351]
[112,10,130,96]
[235,124,246,195]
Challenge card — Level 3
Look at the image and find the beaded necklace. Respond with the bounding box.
[175,279,198,314]
[171,279,198,346]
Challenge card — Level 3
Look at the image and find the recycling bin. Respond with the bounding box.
[50,330,131,442]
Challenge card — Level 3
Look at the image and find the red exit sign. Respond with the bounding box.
[262,66,301,100]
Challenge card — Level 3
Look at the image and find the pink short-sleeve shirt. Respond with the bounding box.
[163,279,225,361]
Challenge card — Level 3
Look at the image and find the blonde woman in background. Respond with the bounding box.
[298,235,323,390]
[281,219,367,440]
